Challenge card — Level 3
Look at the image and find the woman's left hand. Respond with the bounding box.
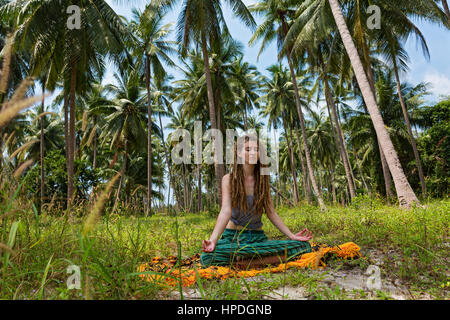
[290,228,312,241]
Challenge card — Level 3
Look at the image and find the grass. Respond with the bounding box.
[0,194,448,300]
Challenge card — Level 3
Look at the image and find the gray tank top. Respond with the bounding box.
[230,195,263,229]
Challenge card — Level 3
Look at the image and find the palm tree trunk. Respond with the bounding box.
[183,163,188,211]
[359,24,395,201]
[145,53,152,216]
[114,140,127,213]
[243,108,248,131]
[443,0,450,24]
[166,179,171,212]
[272,128,281,206]
[201,33,223,206]
[93,115,97,170]
[189,176,194,212]
[335,101,357,192]
[283,117,300,203]
[378,139,395,200]
[354,149,371,196]
[40,90,45,214]
[318,166,323,194]
[331,168,337,203]
[294,126,312,203]
[197,164,202,212]
[328,0,419,208]
[323,75,356,199]
[64,91,69,167]
[286,54,326,210]
[176,180,183,213]
[158,113,181,212]
[345,185,349,204]
[215,74,226,198]
[68,61,77,210]
[392,59,426,197]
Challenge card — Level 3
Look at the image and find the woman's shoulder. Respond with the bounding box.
[222,173,231,188]
[222,173,231,182]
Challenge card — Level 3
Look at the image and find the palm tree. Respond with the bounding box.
[166,108,194,211]
[77,82,112,172]
[375,16,431,197]
[313,39,357,200]
[153,0,256,206]
[127,4,177,215]
[282,0,393,201]
[327,0,419,207]
[282,0,447,205]
[2,0,132,210]
[249,0,326,210]
[259,64,301,203]
[151,75,183,212]
[92,69,149,212]
[228,56,261,131]
[307,109,338,199]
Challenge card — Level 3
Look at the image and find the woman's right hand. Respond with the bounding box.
[290,228,312,241]
[202,239,216,252]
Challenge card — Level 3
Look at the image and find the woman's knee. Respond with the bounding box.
[200,252,211,267]
[200,252,221,268]
[200,251,234,267]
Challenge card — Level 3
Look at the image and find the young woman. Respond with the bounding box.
[200,134,312,269]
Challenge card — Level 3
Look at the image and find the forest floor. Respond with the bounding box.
[0,196,448,300]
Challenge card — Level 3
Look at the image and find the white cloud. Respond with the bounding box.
[424,71,450,97]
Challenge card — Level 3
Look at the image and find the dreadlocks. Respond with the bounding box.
[230,134,271,216]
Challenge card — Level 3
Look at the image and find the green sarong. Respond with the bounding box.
[200,228,312,268]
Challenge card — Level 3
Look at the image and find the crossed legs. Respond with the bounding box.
[234,254,289,269]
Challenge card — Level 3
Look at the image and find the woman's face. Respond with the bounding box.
[238,139,259,164]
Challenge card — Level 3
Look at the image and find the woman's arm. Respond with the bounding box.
[266,195,312,241]
[207,174,232,244]
[266,195,296,239]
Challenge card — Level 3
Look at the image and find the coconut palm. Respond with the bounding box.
[326,0,420,207]
[151,74,183,212]
[152,0,256,206]
[92,68,150,212]
[311,38,357,200]
[375,15,430,197]
[282,0,447,206]
[76,81,112,177]
[259,64,302,203]
[1,0,132,210]
[249,0,326,210]
[166,108,195,211]
[228,56,262,131]
[127,3,177,215]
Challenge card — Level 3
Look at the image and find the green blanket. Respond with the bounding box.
[200,228,312,267]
